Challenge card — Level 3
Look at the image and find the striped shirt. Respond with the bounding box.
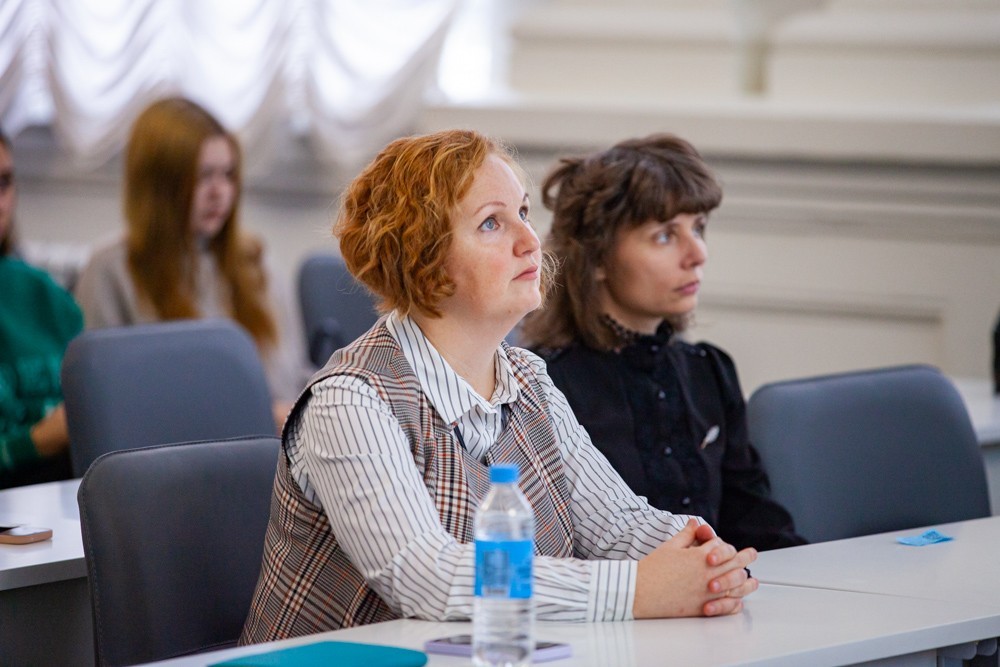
[286,312,697,623]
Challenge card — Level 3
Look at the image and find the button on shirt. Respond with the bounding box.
[616,320,712,521]
[286,312,697,623]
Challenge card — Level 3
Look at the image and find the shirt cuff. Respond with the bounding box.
[587,559,636,622]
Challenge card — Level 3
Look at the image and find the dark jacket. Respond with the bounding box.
[538,333,805,551]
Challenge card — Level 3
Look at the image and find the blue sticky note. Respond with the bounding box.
[896,529,954,546]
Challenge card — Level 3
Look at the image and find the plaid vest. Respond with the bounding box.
[240,322,575,644]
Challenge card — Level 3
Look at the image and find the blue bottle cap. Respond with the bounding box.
[490,463,519,484]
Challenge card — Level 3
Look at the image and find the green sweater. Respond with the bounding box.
[0,257,83,477]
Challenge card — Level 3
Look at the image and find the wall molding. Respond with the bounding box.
[701,283,946,324]
[419,97,1000,166]
[712,158,1000,245]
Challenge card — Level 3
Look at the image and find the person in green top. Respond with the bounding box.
[0,129,83,488]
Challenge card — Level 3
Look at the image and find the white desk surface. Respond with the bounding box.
[753,514,1000,609]
[142,583,1000,667]
[953,376,1000,448]
[0,478,85,590]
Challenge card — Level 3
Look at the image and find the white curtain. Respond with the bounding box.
[0,0,459,167]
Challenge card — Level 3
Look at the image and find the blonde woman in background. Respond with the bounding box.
[75,97,307,427]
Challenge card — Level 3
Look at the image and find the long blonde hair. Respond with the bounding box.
[123,97,277,349]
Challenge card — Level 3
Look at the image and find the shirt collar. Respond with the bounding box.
[601,314,676,372]
[601,313,674,348]
[386,312,521,425]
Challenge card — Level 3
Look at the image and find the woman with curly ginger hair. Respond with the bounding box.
[521,134,805,551]
[241,129,757,645]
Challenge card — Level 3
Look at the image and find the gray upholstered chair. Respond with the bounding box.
[297,253,379,367]
[77,435,280,667]
[747,364,990,543]
[62,319,276,477]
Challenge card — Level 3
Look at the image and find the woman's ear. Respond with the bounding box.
[594,265,607,282]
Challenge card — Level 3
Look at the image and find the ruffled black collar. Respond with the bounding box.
[601,315,674,371]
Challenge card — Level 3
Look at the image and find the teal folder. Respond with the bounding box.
[211,640,428,666]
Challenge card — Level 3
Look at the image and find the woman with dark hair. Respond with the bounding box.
[0,129,83,487]
[75,97,306,425]
[521,134,805,551]
[240,129,757,644]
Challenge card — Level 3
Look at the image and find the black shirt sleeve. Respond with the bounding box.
[700,344,808,550]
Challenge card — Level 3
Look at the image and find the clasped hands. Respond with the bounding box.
[633,518,758,619]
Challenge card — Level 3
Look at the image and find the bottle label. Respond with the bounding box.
[474,539,533,599]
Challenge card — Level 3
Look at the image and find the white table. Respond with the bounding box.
[753,515,1000,609]
[140,517,1000,667]
[141,584,1000,667]
[0,478,93,666]
[752,515,1000,664]
[953,377,1000,514]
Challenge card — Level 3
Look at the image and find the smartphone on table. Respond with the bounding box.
[0,525,53,545]
[424,634,571,662]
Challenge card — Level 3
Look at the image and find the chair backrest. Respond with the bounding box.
[297,253,379,367]
[747,364,990,543]
[62,319,276,477]
[77,435,280,667]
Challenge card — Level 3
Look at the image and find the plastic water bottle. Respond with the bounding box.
[473,463,535,667]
